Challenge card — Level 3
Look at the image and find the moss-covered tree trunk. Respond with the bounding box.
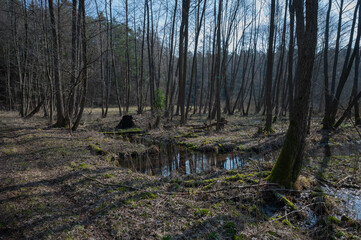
[268,0,318,189]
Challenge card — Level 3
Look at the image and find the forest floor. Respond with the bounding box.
[0,108,360,239]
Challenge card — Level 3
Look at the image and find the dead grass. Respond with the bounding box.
[0,109,360,239]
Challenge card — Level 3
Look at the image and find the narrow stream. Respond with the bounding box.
[322,185,361,220]
[107,132,361,221]
[118,141,272,176]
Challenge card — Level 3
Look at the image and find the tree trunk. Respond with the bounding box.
[186,0,206,119]
[322,0,332,128]
[72,0,87,131]
[287,0,295,117]
[215,0,223,130]
[354,50,361,125]
[268,0,318,188]
[264,0,276,132]
[323,1,360,129]
[178,0,190,125]
[48,0,65,127]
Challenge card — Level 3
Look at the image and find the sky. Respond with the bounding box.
[86,0,359,53]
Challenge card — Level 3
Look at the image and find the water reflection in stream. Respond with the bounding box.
[323,185,361,220]
[118,142,267,176]
[111,133,361,220]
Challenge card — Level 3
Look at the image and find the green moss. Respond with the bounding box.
[104,173,114,178]
[213,146,219,153]
[332,230,344,239]
[232,209,241,217]
[194,208,211,217]
[341,215,352,222]
[311,186,325,197]
[202,139,213,145]
[1,147,17,155]
[256,171,271,178]
[102,128,144,135]
[105,153,117,163]
[125,199,134,205]
[281,219,294,228]
[233,233,247,240]
[139,192,158,200]
[88,144,107,155]
[70,162,91,170]
[178,141,198,151]
[78,163,91,170]
[206,231,219,240]
[188,144,198,151]
[125,199,137,208]
[184,180,202,187]
[256,126,275,135]
[212,203,223,209]
[203,182,216,190]
[225,173,255,183]
[223,221,236,235]
[225,173,246,181]
[161,236,173,240]
[248,204,261,215]
[203,178,218,184]
[280,195,296,211]
[236,144,244,151]
[171,183,181,191]
[267,127,298,188]
[345,233,361,239]
[117,187,128,192]
[327,216,341,225]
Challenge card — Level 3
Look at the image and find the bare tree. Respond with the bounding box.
[264,0,276,132]
[268,0,318,188]
[178,0,190,124]
[48,0,65,127]
[72,0,87,131]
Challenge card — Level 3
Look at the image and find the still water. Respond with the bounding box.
[113,133,361,220]
[118,142,263,176]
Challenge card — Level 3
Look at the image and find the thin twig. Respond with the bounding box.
[81,174,140,190]
[271,203,318,222]
[195,183,279,194]
[82,174,279,196]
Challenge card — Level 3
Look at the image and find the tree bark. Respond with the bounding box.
[48,0,65,127]
[264,0,276,132]
[72,0,87,131]
[268,0,318,188]
[178,0,190,125]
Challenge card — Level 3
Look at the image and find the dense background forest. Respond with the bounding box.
[0,0,360,129]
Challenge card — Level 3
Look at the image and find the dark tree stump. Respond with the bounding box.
[116,115,135,129]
